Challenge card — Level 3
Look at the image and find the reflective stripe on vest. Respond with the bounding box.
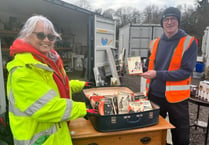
[9,88,72,121]
[14,124,57,145]
[32,64,72,121]
[145,38,160,94]
[26,63,54,72]
[9,64,72,121]
[8,64,72,144]
[146,35,194,103]
[9,89,57,116]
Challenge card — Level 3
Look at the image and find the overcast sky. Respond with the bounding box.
[63,0,197,11]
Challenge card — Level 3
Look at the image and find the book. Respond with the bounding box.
[117,92,133,114]
[127,56,143,75]
[90,95,105,109]
[128,101,144,113]
[98,98,115,115]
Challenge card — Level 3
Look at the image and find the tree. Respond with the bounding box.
[102,8,115,19]
[142,5,162,24]
[181,2,209,54]
[198,0,209,6]
[94,8,103,15]
[114,7,141,26]
[76,0,91,10]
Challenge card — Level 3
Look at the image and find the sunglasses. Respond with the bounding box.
[32,32,56,41]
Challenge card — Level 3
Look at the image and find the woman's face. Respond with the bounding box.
[27,21,55,56]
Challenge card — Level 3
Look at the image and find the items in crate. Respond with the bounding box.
[141,99,153,111]
[197,80,209,101]
[128,99,153,113]
[104,95,118,115]
[89,95,105,109]
[117,92,134,114]
[89,95,116,115]
[98,97,115,115]
[133,92,146,101]
[88,92,152,115]
[128,102,144,113]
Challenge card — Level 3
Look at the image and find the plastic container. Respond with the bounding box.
[196,62,204,72]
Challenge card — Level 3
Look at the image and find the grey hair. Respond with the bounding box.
[18,15,61,41]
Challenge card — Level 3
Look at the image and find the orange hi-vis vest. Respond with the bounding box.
[146,35,194,103]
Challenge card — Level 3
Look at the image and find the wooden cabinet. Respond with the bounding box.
[70,116,174,145]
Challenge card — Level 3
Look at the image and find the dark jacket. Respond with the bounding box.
[144,29,198,98]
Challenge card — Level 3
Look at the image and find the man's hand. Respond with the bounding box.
[139,70,157,79]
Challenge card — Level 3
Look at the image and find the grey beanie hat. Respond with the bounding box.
[160,7,181,27]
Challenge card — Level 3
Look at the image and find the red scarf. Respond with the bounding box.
[10,39,70,99]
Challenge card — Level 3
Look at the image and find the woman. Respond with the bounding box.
[6,15,88,145]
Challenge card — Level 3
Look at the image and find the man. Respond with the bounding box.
[140,7,198,145]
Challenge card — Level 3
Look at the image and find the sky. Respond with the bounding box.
[63,0,197,11]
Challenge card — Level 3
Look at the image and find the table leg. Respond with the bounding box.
[195,104,200,130]
[205,114,209,145]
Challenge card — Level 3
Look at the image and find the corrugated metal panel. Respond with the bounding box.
[0,40,6,114]
[118,24,130,62]
[119,24,163,58]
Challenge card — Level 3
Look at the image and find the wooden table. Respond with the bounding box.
[70,116,174,145]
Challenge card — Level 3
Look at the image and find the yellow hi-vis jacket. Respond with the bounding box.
[146,35,194,103]
[6,53,87,145]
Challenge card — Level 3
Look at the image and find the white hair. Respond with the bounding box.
[18,15,61,41]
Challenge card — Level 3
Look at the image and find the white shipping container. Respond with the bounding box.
[94,15,116,76]
[119,23,163,59]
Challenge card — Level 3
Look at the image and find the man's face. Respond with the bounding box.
[162,16,178,37]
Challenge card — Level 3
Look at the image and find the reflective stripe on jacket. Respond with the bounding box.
[7,53,87,145]
[146,35,194,103]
